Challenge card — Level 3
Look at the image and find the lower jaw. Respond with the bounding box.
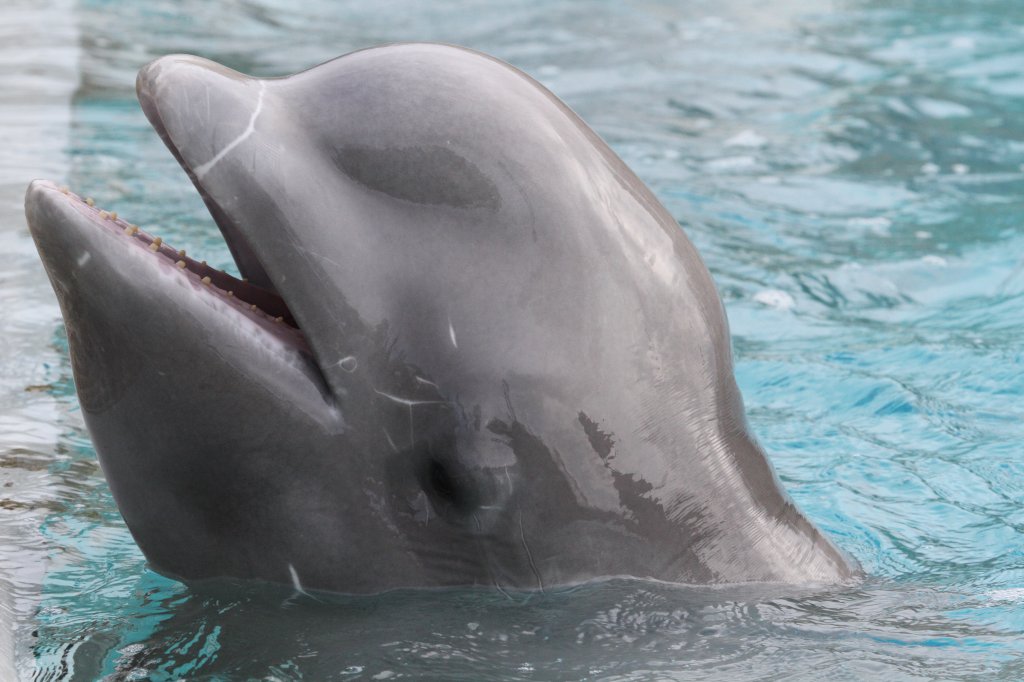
[52,182,301,330]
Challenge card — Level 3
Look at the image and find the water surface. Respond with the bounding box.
[2,0,1023,679]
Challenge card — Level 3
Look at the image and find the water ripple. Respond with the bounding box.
[2,0,1024,679]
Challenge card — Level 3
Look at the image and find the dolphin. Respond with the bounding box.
[25,44,857,593]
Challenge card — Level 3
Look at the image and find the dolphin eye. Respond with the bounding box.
[423,457,476,514]
[430,459,455,497]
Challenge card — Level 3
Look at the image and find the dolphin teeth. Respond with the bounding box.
[50,190,299,333]
[42,187,300,336]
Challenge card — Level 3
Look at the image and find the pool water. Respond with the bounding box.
[2,0,1024,679]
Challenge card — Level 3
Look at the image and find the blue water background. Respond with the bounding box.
[1,0,1023,679]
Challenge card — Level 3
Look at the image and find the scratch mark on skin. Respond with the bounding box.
[411,491,431,524]
[288,563,307,594]
[373,391,443,408]
[415,376,439,389]
[519,511,544,592]
[383,428,398,452]
[291,244,346,272]
[282,562,322,607]
[374,390,444,448]
[194,81,267,179]
[448,317,458,349]
[76,252,91,267]
[493,580,513,601]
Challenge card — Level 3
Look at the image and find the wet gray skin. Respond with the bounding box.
[25,44,858,594]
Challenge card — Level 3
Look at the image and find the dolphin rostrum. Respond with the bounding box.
[25,44,858,593]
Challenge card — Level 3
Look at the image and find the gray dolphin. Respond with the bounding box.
[25,44,857,593]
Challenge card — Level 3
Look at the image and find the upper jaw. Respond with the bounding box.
[133,55,369,400]
[135,54,276,291]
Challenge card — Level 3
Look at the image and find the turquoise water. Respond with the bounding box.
[2,0,1023,678]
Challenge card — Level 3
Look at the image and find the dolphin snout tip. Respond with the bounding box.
[25,177,55,201]
[24,179,61,231]
[136,54,219,106]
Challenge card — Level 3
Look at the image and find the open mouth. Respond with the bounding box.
[28,56,332,381]
[42,182,303,337]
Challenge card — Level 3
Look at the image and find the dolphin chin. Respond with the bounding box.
[26,43,859,593]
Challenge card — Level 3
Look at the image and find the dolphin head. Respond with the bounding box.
[27,44,856,592]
